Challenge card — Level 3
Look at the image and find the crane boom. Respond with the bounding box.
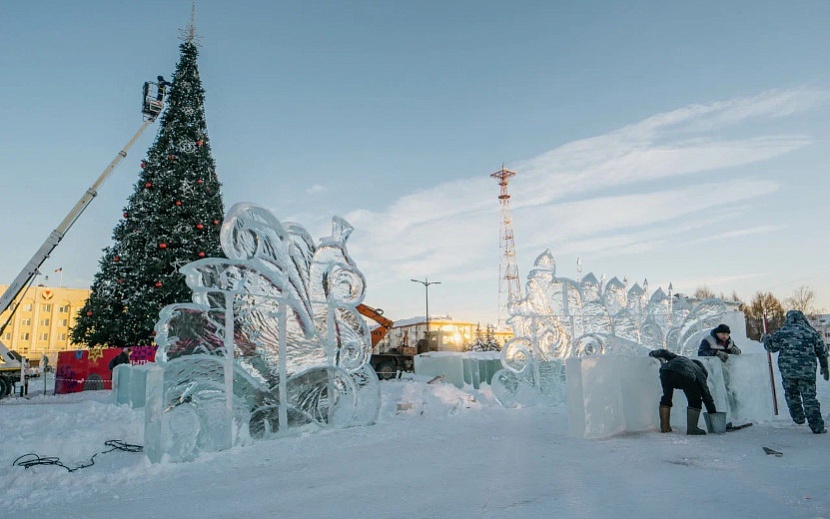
[0,80,166,372]
[0,118,154,344]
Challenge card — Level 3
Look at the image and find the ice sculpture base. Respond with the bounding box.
[112,363,154,409]
[414,352,502,389]
[567,354,774,438]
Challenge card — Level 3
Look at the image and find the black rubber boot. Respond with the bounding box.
[686,407,706,435]
[659,405,672,433]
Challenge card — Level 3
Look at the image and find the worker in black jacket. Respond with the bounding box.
[108,347,131,372]
[649,349,717,435]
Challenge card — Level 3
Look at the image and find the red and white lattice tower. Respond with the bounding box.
[490,165,522,327]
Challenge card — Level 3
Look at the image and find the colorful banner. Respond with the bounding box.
[55,346,157,394]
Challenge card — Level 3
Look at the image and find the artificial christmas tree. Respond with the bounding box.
[72,25,224,347]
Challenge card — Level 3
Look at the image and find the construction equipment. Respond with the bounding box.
[356,303,394,349]
[357,303,418,380]
[0,79,167,399]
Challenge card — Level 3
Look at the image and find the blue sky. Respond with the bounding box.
[1,1,829,325]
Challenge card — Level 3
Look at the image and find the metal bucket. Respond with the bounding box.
[704,412,727,434]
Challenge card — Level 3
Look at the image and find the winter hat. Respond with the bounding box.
[713,324,731,334]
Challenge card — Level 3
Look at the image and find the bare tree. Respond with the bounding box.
[741,291,785,340]
[693,286,716,299]
[785,285,816,315]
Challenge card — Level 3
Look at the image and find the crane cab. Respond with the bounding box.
[142,80,168,120]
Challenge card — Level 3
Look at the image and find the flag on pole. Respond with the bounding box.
[54,267,62,273]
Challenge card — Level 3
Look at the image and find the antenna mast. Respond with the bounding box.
[491,165,521,327]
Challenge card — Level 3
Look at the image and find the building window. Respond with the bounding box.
[24,303,33,311]
[3,333,9,341]
[60,319,68,327]
[20,332,30,341]
[38,332,49,341]
[41,304,52,312]
[59,305,70,313]
[58,333,67,341]
[21,318,31,326]
[40,318,50,327]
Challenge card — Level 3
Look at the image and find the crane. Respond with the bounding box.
[0,78,168,398]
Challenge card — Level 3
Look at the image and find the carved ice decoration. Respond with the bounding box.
[149,203,380,461]
[492,249,727,406]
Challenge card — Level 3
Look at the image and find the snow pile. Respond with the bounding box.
[3,376,830,519]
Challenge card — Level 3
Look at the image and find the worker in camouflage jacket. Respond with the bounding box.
[762,310,829,434]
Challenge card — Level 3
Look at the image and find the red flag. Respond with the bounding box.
[54,267,62,273]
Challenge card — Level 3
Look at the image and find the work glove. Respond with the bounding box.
[821,365,829,381]
[716,351,729,362]
[727,345,741,355]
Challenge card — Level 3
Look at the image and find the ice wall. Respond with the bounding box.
[413,351,501,389]
[567,354,775,438]
[112,363,153,408]
[144,203,380,462]
[494,249,739,407]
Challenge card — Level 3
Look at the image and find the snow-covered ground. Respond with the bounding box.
[3,374,830,519]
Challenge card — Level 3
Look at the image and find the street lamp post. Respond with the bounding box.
[411,277,441,349]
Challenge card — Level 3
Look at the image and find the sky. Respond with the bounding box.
[4,367,830,519]
[1,1,829,326]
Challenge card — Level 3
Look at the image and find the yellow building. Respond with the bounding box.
[378,316,513,353]
[0,284,90,363]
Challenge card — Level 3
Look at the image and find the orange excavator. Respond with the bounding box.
[356,304,394,349]
[356,303,416,380]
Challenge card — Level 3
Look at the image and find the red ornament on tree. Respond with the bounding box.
[123,212,129,218]
[140,161,146,169]
[167,154,176,160]
[159,243,167,249]
[145,182,152,189]
[197,140,203,146]
[154,281,163,288]
[86,310,93,317]
[212,219,219,225]
[196,223,204,230]
[113,256,120,262]
[197,179,203,184]
[197,251,206,258]
[175,200,182,206]
[118,279,124,284]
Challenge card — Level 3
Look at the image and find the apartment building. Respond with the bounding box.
[0,284,90,363]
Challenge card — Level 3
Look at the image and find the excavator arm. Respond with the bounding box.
[356,303,394,347]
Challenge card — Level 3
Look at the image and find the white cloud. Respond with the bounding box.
[509,89,828,207]
[306,184,324,195]
[343,88,827,318]
[693,225,787,244]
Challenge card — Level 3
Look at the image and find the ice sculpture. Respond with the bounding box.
[147,203,380,462]
[492,249,728,406]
